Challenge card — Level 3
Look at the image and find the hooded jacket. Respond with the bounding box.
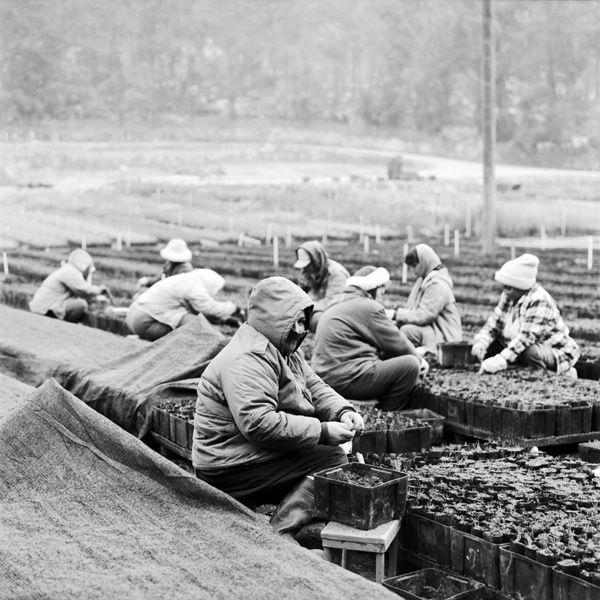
[192,276,353,472]
[312,286,420,392]
[29,249,101,318]
[130,268,236,329]
[295,240,350,317]
[395,244,462,346]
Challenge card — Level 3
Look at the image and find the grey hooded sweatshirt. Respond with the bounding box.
[29,249,101,318]
[192,276,353,473]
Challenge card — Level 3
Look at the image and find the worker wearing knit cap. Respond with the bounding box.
[312,265,426,411]
[472,253,580,377]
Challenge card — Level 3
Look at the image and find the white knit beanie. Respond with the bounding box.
[494,253,539,290]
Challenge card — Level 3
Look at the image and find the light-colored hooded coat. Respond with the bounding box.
[129,268,236,329]
[29,249,101,318]
[192,276,352,473]
[395,244,462,345]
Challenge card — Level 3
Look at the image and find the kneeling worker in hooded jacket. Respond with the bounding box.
[192,276,364,540]
[29,249,108,323]
[312,266,427,412]
[127,268,243,341]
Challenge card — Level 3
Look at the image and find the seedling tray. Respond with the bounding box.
[578,441,600,463]
[383,568,484,600]
[437,342,478,368]
[313,462,408,530]
[399,409,445,444]
[499,545,553,600]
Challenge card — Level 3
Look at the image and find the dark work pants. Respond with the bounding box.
[195,445,347,509]
[486,339,557,371]
[335,356,421,412]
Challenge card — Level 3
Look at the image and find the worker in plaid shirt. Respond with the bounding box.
[471,253,580,377]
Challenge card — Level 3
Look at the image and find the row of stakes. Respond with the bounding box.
[2,227,596,282]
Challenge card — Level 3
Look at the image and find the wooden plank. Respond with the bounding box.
[321,519,400,550]
[150,432,192,461]
[444,421,600,447]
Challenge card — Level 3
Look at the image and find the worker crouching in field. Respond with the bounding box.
[192,276,363,541]
[293,240,350,333]
[29,249,110,324]
[127,268,244,341]
[394,244,462,354]
[133,238,194,299]
[472,253,580,378]
[312,266,427,411]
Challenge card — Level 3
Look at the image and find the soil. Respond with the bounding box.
[330,470,385,487]
[397,577,465,600]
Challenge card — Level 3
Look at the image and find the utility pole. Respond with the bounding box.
[482,0,496,255]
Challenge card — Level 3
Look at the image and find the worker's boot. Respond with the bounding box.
[269,476,315,538]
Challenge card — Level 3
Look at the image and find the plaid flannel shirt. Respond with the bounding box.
[474,283,580,373]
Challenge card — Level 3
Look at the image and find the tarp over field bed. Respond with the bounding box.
[0,372,34,417]
[0,304,147,385]
[0,380,395,600]
[54,314,228,436]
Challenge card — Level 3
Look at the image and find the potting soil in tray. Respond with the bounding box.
[383,568,483,600]
[314,462,409,530]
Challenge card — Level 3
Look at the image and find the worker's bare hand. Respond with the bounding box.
[326,422,355,445]
[340,412,364,435]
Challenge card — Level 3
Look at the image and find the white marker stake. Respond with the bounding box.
[511,243,516,260]
[588,236,593,270]
[2,252,8,276]
[406,225,413,242]
[444,224,450,247]
[273,236,279,267]
[237,233,245,247]
[402,262,408,284]
[541,226,546,251]
[454,229,460,257]
[364,235,370,255]
[81,236,86,250]
[466,202,472,238]
[116,234,122,252]
[403,242,409,258]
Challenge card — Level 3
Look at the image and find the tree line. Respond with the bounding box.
[1,0,599,160]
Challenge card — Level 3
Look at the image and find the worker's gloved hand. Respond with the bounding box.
[340,411,364,435]
[419,358,430,378]
[135,276,149,290]
[384,309,396,321]
[471,342,488,361]
[479,354,507,374]
[325,422,355,445]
